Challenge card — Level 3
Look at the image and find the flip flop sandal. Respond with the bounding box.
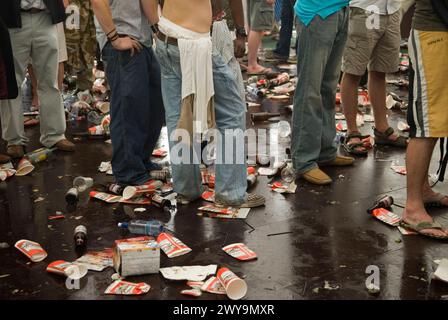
[342,132,369,156]
[424,193,448,208]
[399,220,448,240]
[247,67,274,77]
[374,127,409,147]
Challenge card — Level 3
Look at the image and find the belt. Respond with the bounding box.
[156,31,178,46]
[21,8,45,14]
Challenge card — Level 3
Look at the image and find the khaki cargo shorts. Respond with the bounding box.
[247,0,275,31]
[342,7,401,75]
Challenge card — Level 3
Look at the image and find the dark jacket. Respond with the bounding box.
[0,18,18,99]
[432,0,448,27]
[0,0,65,28]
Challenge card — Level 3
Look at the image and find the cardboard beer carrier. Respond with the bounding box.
[113,236,160,277]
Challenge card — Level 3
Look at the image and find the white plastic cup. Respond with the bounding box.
[73,177,94,192]
[217,267,247,300]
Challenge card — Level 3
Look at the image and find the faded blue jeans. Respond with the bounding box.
[155,38,247,204]
[292,8,349,175]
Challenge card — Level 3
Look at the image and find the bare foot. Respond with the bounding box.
[422,186,448,206]
[402,207,448,237]
[247,64,272,75]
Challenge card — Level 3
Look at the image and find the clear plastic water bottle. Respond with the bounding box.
[281,161,295,183]
[21,75,32,113]
[118,220,164,237]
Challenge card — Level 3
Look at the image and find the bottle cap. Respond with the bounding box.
[118,222,128,229]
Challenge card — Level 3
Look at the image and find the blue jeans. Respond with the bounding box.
[102,43,164,185]
[274,0,296,58]
[155,39,247,204]
[292,9,349,174]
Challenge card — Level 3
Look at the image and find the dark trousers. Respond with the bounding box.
[274,0,296,57]
[103,43,164,185]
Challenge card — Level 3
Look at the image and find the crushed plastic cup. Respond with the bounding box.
[47,260,88,280]
[122,180,163,200]
[15,157,35,176]
[96,101,110,114]
[222,243,257,261]
[73,177,94,192]
[104,280,150,295]
[157,233,192,258]
[15,240,47,262]
[217,267,248,300]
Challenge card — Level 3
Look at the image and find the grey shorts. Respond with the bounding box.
[247,0,275,31]
[342,7,401,75]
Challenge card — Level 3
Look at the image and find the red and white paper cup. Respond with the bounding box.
[47,260,88,280]
[217,267,247,300]
[15,240,47,262]
[16,157,35,176]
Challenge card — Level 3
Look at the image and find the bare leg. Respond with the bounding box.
[247,30,271,74]
[403,137,447,237]
[369,71,399,141]
[28,65,40,108]
[341,72,365,152]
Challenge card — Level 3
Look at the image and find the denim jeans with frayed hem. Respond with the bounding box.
[292,8,349,175]
[155,39,247,204]
[102,43,164,186]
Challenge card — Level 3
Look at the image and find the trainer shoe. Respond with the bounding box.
[215,193,265,208]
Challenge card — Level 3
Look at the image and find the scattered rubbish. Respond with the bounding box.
[34,197,45,203]
[118,220,164,237]
[395,238,402,243]
[0,242,10,249]
[367,195,394,214]
[104,280,150,295]
[181,288,202,297]
[157,233,192,258]
[324,281,340,291]
[269,181,297,194]
[433,259,448,283]
[251,112,281,123]
[134,208,147,213]
[108,183,123,195]
[397,121,410,132]
[46,260,88,280]
[74,225,87,249]
[0,274,11,279]
[65,187,79,204]
[111,273,122,281]
[197,205,250,219]
[267,231,293,237]
[122,180,163,200]
[73,177,94,192]
[201,276,227,295]
[15,158,35,176]
[371,208,400,227]
[15,240,47,262]
[217,267,247,300]
[313,287,319,294]
[48,213,65,220]
[98,161,113,175]
[222,243,257,261]
[113,236,160,277]
[201,190,215,202]
[366,283,380,294]
[75,249,114,271]
[159,265,217,282]
[152,148,167,157]
[25,148,56,164]
[390,164,407,175]
[89,191,122,203]
[0,162,16,181]
[335,113,345,120]
[336,122,347,132]
[151,194,176,212]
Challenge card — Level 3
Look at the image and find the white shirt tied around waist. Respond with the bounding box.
[21,0,47,10]
[350,0,402,15]
[158,16,214,135]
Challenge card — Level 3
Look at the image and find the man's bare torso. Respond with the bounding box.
[162,0,212,33]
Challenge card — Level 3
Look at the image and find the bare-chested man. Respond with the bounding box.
[148,0,265,208]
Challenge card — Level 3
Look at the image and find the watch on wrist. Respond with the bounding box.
[235,27,247,38]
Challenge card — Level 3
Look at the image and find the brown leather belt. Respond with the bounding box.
[156,31,179,46]
[21,8,45,14]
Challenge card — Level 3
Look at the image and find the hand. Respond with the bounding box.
[266,0,275,5]
[111,36,143,56]
[234,37,246,59]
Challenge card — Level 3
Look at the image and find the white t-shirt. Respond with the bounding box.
[350,0,402,15]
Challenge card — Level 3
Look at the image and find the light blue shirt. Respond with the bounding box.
[294,0,349,26]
